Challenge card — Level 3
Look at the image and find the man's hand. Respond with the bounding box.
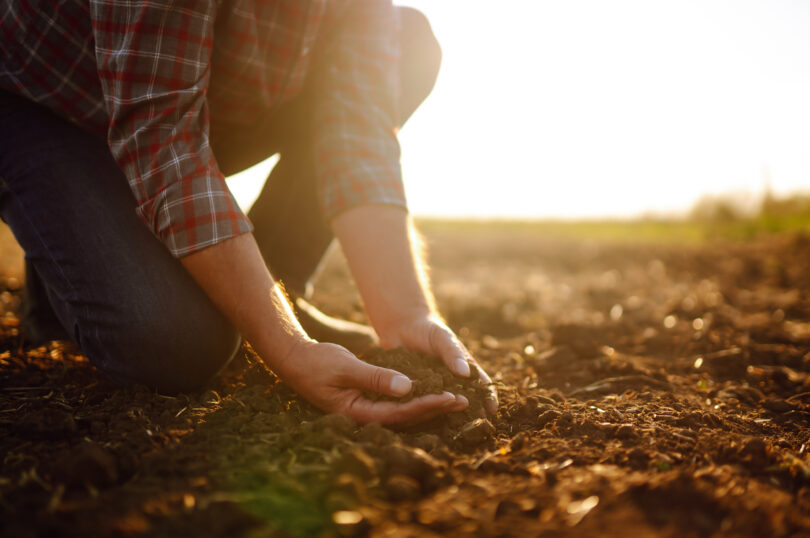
[181,233,464,425]
[275,340,468,425]
[332,205,499,415]
[379,315,498,415]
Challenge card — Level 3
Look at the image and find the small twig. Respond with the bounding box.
[568,375,671,397]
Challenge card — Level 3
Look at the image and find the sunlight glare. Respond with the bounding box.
[225,1,810,220]
[395,0,810,219]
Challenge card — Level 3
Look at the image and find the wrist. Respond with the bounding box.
[256,331,316,377]
[375,306,437,347]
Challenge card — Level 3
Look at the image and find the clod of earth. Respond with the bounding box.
[360,347,491,424]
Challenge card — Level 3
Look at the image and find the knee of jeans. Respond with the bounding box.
[84,305,241,394]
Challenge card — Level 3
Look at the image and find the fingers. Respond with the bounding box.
[343,357,414,398]
[398,394,469,427]
[348,392,469,426]
[469,358,499,415]
[427,325,499,414]
[429,324,471,377]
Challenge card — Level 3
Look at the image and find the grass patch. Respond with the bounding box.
[415,218,707,243]
[416,192,810,244]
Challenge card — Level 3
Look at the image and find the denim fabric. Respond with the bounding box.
[0,91,240,393]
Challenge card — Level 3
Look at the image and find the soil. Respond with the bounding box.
[360,347,490,426]
[2,225,810,537]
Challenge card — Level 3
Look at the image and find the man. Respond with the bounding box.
[0,0,497,425]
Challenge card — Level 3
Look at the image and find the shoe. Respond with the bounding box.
[291,295,378,355]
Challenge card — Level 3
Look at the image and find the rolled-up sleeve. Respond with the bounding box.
[314,0,406,221]
[89,0,252,257]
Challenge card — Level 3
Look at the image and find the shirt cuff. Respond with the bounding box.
[319,162,408,222]
[135,173,253,258]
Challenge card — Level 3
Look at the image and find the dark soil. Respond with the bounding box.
[361,347,489,416]
[2,226,810,537]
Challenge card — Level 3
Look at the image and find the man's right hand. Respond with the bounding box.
[181,233,467,425]
[274,340,469,425]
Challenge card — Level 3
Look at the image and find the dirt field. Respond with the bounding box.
[2,221,810,537]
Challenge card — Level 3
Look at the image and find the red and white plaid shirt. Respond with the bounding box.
[0,0,404,257]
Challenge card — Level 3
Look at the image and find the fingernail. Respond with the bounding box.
[390,375,412,396]
[455,395,470,409]
[441,391,457,405]
[454,358,471,377]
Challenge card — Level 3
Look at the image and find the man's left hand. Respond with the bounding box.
[379,314,499,415]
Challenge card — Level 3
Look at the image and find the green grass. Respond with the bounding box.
[415,214,810,244]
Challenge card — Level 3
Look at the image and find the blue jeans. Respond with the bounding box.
[0,7,440,392]
[0,92,241,392]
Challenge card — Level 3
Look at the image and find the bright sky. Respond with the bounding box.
[229,0,810,219]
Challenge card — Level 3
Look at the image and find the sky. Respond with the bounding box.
[228,0,810,219]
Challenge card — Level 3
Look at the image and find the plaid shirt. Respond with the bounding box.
[0,0,404,257]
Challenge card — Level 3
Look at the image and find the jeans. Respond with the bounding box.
[0,7,440,393]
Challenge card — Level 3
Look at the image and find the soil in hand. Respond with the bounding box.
[361,347,489,413]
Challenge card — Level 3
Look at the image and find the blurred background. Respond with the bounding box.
[3,0,810,280]
[226,0,810,220]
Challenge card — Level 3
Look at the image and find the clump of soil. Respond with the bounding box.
[360,347,493,440]
[361,347,489,409]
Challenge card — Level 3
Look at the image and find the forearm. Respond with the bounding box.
[331,205,435,342]
[179,230,468,423]
[180,232,310,370]
[333,204,492,390]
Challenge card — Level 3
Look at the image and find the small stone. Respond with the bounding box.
[763,399,795,414]
[355,422,399,446]
[332,510,363,526]
[385,474,422,501]
[537,409,561,427]
[515,398,540,421]
[408,433,441,453]
[615,424,637,440]
[382,444,443,482]
[198,389,221,406]
[332,508,367,534]
[740,437,769,464]
[454,418,496,446]
[557,411,574,425]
